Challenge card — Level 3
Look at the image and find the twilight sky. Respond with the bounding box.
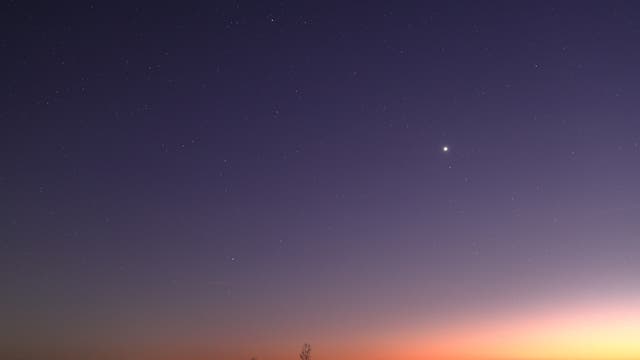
[3,2,640,360]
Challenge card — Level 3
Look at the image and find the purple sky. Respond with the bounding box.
[2,2,640,359]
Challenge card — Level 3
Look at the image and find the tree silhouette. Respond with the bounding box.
[299,343,311,360]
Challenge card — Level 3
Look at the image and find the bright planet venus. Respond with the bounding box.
[3,2,640,360]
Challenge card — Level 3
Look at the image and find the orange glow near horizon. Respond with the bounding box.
[9,297,640,360]
[402,297,640,360]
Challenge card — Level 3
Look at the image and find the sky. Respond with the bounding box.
[2,2,640,360]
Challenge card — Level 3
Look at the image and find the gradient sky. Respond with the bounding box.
[3,2,640,360]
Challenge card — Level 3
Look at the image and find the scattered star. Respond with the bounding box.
[3,3,639,360]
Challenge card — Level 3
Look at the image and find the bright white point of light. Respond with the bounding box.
[443,146,449,152]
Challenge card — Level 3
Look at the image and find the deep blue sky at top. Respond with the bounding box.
[2,1,640,356]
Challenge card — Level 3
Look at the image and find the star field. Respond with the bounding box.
[2,2,640,360]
